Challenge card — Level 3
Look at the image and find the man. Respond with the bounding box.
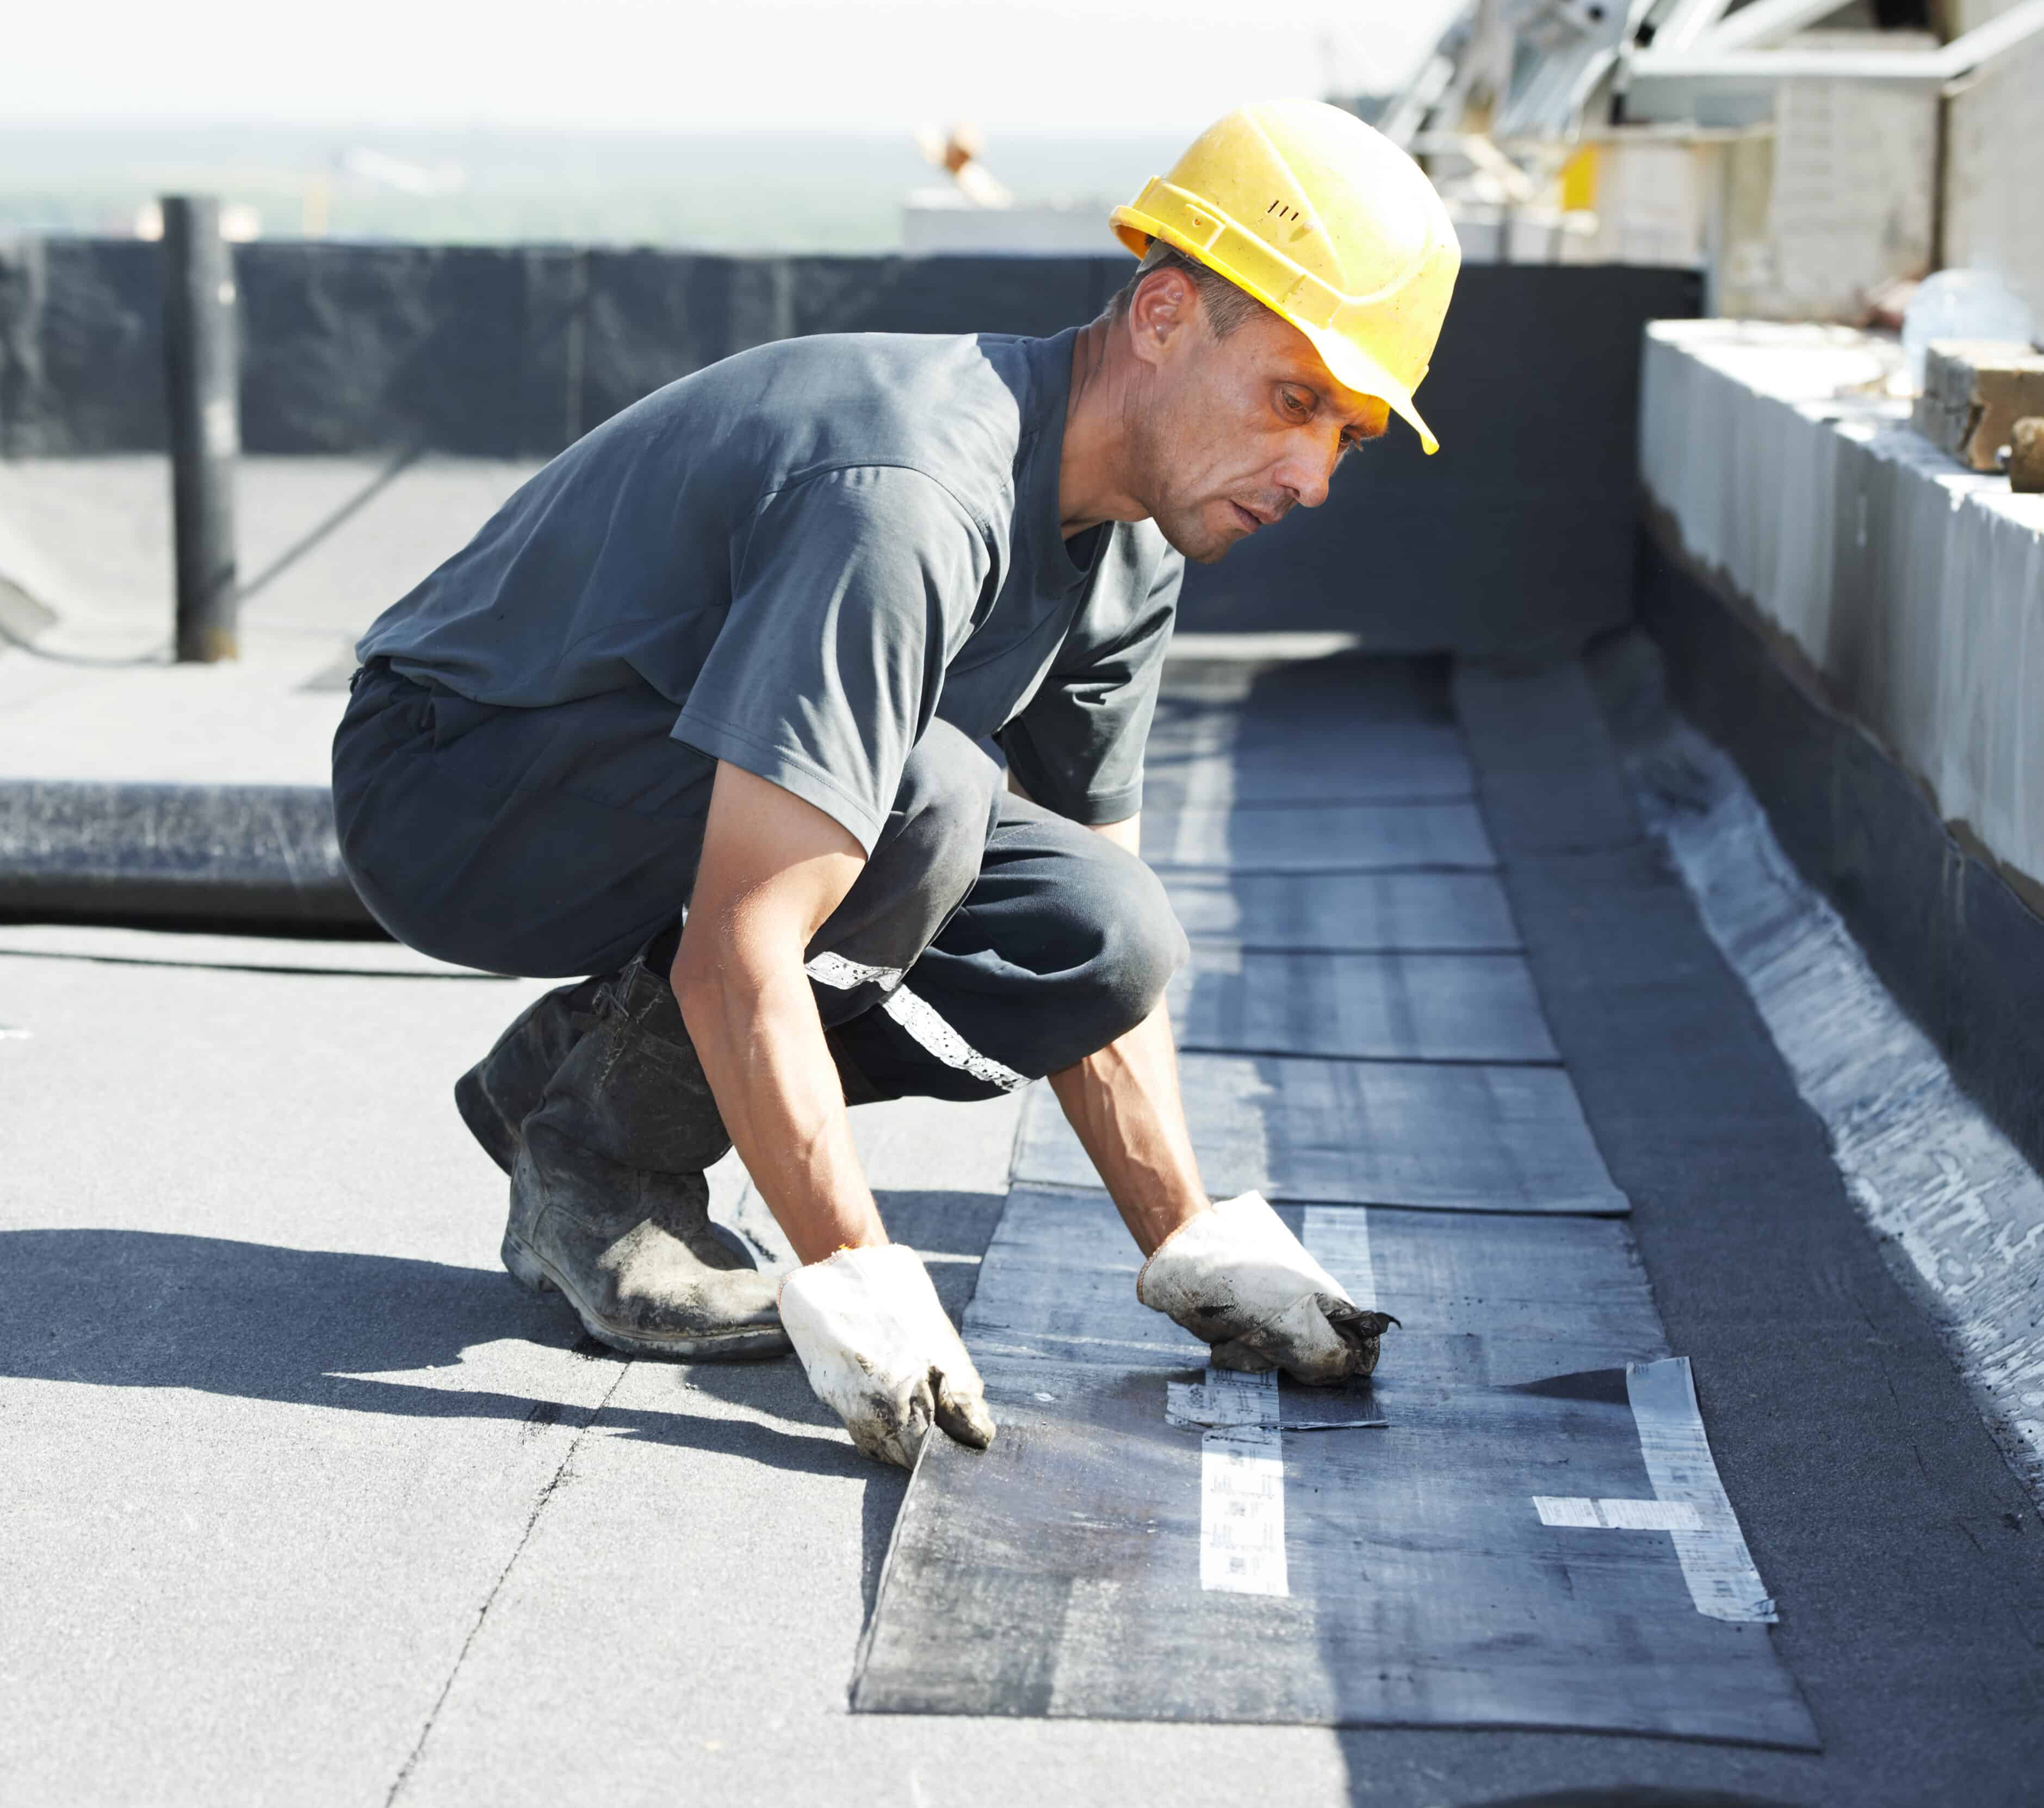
[332,100,1460,1468]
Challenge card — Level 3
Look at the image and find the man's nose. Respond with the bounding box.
[1273,447,1335,512]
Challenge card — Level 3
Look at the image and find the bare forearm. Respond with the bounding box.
[1047,1001,1208,1256]
[673,949,886,1264]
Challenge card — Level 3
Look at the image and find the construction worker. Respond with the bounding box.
[331,100,1460,1469]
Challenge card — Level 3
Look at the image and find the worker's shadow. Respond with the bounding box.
[0,1188,1003,1622]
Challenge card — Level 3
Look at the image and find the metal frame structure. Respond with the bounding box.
[1381,0,2044,145]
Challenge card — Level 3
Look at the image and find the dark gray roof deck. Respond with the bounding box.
[4,641,2042,1802]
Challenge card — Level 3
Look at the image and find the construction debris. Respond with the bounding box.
[1913,340,2044,473]
[2009,417,2044,494]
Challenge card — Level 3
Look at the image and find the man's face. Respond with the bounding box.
[1125,278,1391,564]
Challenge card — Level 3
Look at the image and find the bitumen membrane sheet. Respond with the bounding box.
[1138,656,1475,810]
[1168,945,1559,1062]
[858,655,1811,1746]
[5,631,2044,1805]
[866,1228,1803,1742]
[1163,867,1522,952]
[1143,799,1496,873]
[1014,1052,1628,1213]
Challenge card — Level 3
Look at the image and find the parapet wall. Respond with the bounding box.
[0,237,1698,655]
[1640,320,2044,895]
[1637,320,2044,1171]
[0,240,1124,459]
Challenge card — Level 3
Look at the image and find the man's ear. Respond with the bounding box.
[1126,266,1198,371]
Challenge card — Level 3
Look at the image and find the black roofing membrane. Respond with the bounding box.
[1014,1055,1628,1215]
[1170,946,1559,1064]
[859,651,1808,1745]
[856,1191,1814,1746]
[1139,725,1474,810]
[1141,799,1496,873]
[1163,867,1522,953]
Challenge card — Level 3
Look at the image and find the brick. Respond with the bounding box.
[1913,339,2044,472]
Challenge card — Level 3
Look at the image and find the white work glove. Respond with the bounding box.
[1137,1192,1398,1382]
[779,1244,996,1469]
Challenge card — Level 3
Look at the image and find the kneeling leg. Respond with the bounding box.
[823,793,1188,1104]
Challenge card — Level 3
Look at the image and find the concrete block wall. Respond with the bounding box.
[1640,318,2044,894]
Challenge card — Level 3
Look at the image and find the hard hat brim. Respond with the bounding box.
[1292,320,1441,458]
[1110,208,1442,457]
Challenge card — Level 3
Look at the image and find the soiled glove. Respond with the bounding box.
[1137,1191,1398,1382]
[779,1244,995,1468]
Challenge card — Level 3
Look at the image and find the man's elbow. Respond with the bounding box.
[671,921,801,1046]
[670,931,733,1045]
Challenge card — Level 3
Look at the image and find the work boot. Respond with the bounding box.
[504,950,788,1359]
[454,978,606,1174]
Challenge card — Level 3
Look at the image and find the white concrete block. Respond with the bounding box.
[1642,320,2044,893]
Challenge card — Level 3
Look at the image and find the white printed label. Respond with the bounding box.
[1168,1369,1278,1429]
[1200,1425,1289,1596]
[1185,1368,1289,1597]
[1175,1211,1383,1602]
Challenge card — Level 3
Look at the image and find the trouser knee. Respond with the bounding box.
[886,720,1005,916]
[1049,838,1188,1063]
[816,800,1187,1103]
[812,720,1002,972]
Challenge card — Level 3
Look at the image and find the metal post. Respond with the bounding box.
[162,195,240,662]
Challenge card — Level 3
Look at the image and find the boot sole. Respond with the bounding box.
[500,1231,791,1360]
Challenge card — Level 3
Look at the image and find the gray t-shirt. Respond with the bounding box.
[355,327,1183,852]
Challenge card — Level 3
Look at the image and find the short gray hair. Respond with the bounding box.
[1110,241,1269,339]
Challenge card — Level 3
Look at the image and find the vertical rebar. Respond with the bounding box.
[162,195,240,663]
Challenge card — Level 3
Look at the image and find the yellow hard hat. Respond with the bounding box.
[1111,100,1461,454]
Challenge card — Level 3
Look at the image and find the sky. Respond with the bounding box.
[4,0,1458,137]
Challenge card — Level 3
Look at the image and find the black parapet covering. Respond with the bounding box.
[0,240,1698,655]
[236,241,534,457]
[160,198,241,663]
[0,237,162,455]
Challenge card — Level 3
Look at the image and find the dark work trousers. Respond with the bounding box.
[332,662,1187,1103]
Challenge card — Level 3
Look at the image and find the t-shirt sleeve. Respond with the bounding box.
[672,465,992,853]
[999,536,1183,825]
